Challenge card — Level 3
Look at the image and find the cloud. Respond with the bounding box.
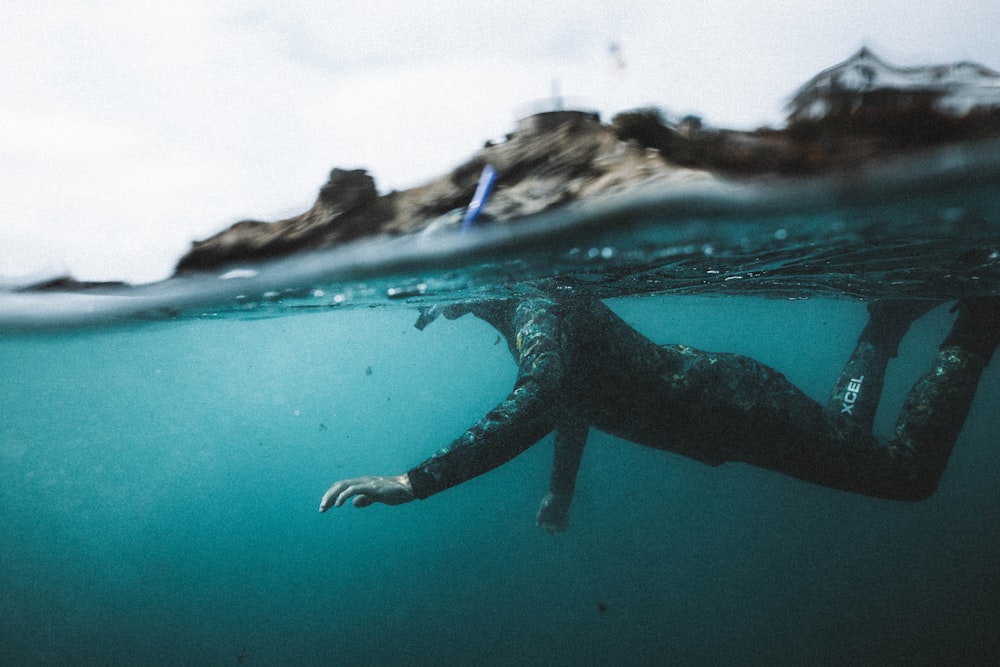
[1,0,998,283]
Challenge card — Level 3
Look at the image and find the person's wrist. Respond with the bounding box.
[401,474,412,489]
[397,474,414,497]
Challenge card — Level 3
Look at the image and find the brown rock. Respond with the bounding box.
[175,168,395,273]
[174,111,711,274]
[174,49,1000,275]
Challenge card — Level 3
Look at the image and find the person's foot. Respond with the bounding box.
[942,296,1000,362]
[859,299,940,357]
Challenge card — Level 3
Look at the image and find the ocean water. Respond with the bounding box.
[2,142,999,665]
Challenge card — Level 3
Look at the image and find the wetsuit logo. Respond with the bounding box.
[841,376,865,415]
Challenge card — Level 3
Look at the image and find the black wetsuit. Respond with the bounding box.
[406,294,996,503]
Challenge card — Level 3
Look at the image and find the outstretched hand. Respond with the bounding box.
[319,474,415,512]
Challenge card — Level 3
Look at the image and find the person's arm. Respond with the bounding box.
[320,298,563,510]
[536,415,588,533]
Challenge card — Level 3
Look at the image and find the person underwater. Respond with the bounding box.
[321,287,1000,533]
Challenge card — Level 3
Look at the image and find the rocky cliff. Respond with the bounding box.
[175,51,1000,276]
[174,111,711,274]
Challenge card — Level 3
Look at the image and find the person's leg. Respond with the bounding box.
[732,298,997,500]
[890,297,1000,498]
[825,300,938,432]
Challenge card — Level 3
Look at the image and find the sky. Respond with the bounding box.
[2,1,999,284]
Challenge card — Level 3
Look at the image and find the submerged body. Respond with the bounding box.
[322,289,999,530]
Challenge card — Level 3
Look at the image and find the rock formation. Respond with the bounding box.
[175,110,707,274]
[174,50,1000,275]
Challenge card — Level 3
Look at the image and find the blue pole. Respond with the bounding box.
[461,164,498,232]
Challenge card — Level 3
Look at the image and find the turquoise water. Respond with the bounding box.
[2,143,1000,664]
[3,298,998,665]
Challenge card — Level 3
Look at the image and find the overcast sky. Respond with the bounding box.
[3,0,999,284]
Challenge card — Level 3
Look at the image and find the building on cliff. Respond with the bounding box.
[787,47,1000,123]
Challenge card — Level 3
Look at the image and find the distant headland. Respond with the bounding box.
[23,49,1000,288]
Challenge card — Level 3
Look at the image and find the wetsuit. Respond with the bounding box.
[406,294,998,504]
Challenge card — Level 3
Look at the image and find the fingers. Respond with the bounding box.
[319,477,379,512]
[319,486,335,512]
[319,479,361,512]
[536,492,570,533]
[537,516,569,534]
